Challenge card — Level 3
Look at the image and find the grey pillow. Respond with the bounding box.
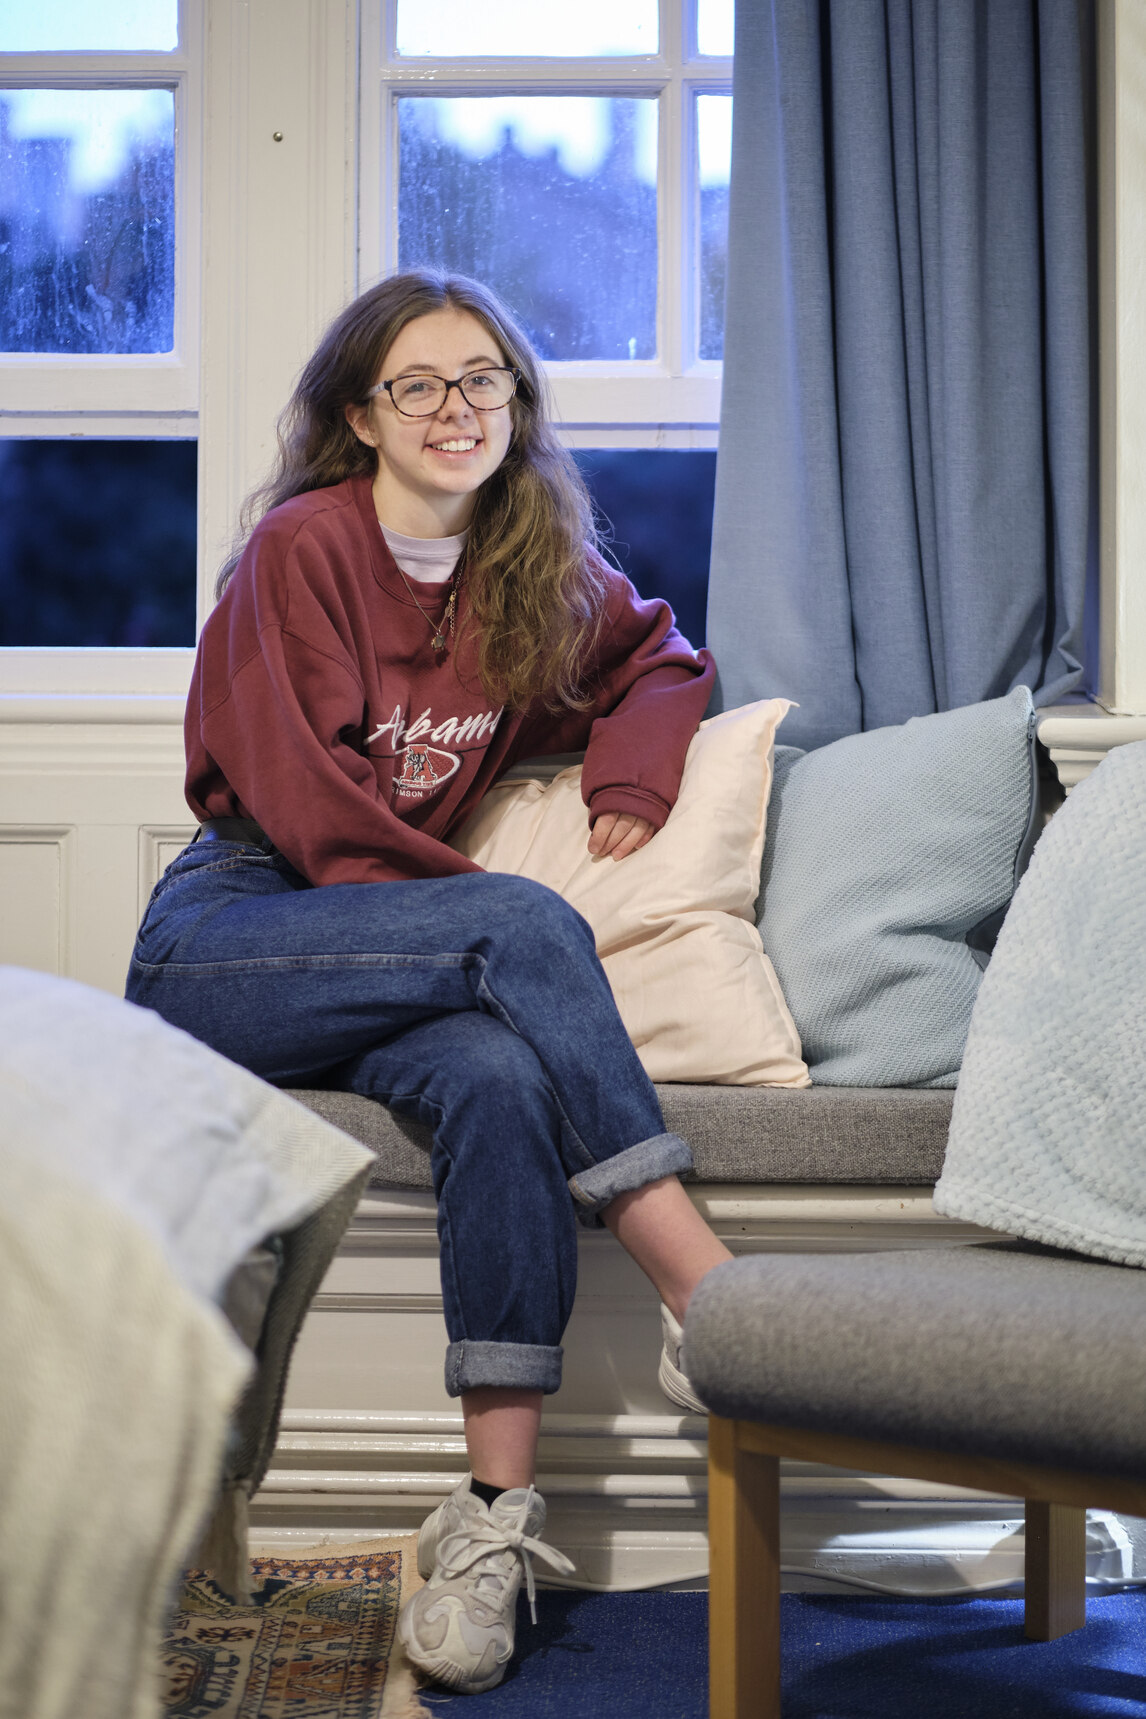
[757,688,1040,1087]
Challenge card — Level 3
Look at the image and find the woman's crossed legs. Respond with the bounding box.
[128,850,718,1381]
[128,845,730,1684]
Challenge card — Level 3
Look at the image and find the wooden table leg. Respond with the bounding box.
[1024,1500,1086,1640]
[708,1416,782,1719]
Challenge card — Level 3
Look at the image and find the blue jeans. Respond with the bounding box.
[125,837,693,1395]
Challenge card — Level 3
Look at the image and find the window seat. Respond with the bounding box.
[287,1082,954,1189]
[258,1080,1092,1594]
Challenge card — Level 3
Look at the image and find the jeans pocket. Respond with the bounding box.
[137,842,280,940]
[156,839,279,889]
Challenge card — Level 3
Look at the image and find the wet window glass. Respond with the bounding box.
[698,94,731,361]
[0,88,175,354]
[0,440,196,646]
[399,96,658,362]
[395,0,656,57]
[0,0,178,52]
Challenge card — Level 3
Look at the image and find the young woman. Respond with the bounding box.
[126,270,732,1695]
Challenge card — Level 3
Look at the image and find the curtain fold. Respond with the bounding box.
[707,0,1092,749]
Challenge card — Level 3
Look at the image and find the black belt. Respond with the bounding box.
[195,817,275,849]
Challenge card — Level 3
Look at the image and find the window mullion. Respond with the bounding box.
[658,0,688,376]
[360,0,386,283]
[680,78,701,372]
[379,0,397,61]
[659,72,684,377]
[175,0,202,382]
[381,82,400,280]
[660,0,679,63]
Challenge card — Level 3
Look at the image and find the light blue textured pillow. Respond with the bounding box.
[757,688,1040,1087]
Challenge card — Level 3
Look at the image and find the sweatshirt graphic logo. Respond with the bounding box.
[395,745,454,792]
[366,703,502,801]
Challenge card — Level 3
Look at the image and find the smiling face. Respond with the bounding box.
[344,305,514,537]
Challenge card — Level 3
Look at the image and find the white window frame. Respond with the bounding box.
[0,0,202,703]
[359,0,731,450]
[0,5,202,429]
[0,0,360,705]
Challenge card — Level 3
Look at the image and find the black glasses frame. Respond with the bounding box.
[366,367,521,418]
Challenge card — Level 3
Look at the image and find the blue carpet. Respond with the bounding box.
[418,1590,1146,1717]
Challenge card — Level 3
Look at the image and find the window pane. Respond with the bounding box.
[0,440,196,646]
[698,94,731,361]
[0,89,175,354]
[574,451,715,649]
[697,0,734,56]
[0,0,177,52]
[396,0,656,57]
[399,97,657,362]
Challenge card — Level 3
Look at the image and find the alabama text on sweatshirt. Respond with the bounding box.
[185,474,715,885]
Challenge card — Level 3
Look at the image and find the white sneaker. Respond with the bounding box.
[658,1303,708,1414]
[398,1476,575,1694]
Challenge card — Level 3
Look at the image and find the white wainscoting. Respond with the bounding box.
[1,704,1140,994]
[0,708,1140,1589]
[0,720,192,994]
[0,827,75,974]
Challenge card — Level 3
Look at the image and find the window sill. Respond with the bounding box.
[0,647,194,711]
[0,694,186,724]
[1036,705,1146,791]
[0,695,1141,773]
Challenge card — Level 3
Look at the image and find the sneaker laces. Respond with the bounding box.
[436,1490,576,1624]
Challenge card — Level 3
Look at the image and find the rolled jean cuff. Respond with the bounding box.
[445,1340,564,1397]
[567,1131,695,1227]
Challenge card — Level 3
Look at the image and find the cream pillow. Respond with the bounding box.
[449,700,810,1086]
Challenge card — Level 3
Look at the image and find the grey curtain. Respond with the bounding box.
[707,0,1092,749]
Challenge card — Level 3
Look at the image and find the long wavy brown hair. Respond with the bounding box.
[217,271,609,711]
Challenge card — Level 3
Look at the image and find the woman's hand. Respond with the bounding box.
[588,812,657,861]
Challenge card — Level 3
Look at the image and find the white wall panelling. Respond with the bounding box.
[0,723,187,994]
[0,697,1134,1021]
[138,825,200,916]
[0,829,74,975]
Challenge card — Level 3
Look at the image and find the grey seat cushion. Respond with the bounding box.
[286,1084,953,1188]
[685,1242,1146,1477]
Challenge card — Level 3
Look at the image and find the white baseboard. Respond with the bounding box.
[250,1408,1133,1593]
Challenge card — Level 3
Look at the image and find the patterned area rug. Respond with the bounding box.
[161,1537,429,1719]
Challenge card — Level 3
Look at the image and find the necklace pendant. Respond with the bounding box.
[432,632,446,651]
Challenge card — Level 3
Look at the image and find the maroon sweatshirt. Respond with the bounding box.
[185,474,714,885]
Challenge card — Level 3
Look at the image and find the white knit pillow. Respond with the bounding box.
[449,701,810,1086]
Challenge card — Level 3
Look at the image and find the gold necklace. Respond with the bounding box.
[395,562,462,654]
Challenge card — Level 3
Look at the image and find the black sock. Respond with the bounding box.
[470,1477,507,1509]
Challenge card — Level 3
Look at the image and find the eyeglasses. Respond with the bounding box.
[366,367,520,418]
